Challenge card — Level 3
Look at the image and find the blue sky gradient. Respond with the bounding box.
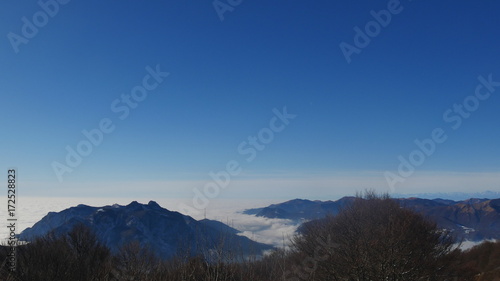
[1,0,499,200]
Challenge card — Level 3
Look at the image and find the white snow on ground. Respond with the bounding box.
[458,224,476,234]
[459,239,498,251]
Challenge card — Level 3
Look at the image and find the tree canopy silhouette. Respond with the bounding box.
[290,191,464,280]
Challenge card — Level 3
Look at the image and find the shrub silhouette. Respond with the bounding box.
[289,192,465,280]
[0,223,111,281]
[460,240,500,280]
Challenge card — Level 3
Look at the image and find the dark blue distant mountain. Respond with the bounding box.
[392,190,500,201]
[20,201,272,259]
[245,197,500,242]
[198,219,240,235]
[243,197,356,221]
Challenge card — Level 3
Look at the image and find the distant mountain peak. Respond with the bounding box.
[147,200,162,209]
[126,200,142,208]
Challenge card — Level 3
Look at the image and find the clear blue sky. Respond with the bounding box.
[1,0,499,200]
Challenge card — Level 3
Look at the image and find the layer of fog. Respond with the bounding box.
[2,197,491,251]
[0,197,299,248]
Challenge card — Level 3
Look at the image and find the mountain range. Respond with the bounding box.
[244,197,500,242]
[18,196,500,260]
[19,201,272,259]
[392,191,500,201]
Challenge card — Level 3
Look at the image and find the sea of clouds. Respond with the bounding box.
[0,197,299,248]
[2,196,491,250]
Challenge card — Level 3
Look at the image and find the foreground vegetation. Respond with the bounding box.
[0,193,498,280]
